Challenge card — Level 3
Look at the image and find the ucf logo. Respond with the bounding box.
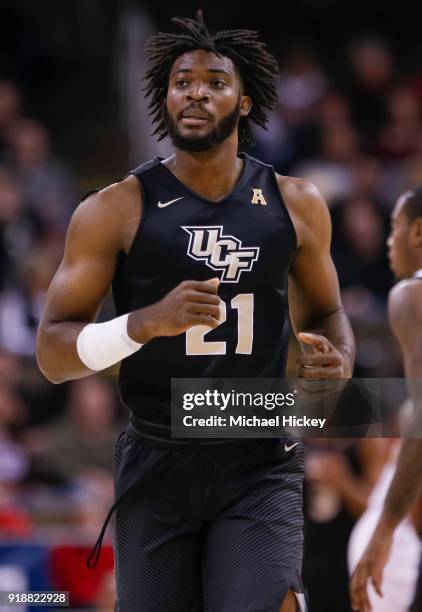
[182,226,260,283]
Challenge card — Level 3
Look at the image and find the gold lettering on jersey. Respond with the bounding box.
[251,188,267,205]
[182,226,260,283]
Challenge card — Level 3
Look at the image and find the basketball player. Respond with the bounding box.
[36,12,354,612]
[350,188,422,612]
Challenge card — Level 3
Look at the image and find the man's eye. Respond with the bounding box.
[176,80,188,87]
[211,80,224,88]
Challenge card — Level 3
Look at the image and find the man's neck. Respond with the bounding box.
[163,140,244,202]
[410,258,422,278]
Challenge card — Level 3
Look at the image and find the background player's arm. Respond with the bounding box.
[36,186,130,383]
[279,177,355,378]
[350,281,422,611]
[380,281,422,526]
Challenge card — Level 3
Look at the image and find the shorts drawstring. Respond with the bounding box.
[86,447,171,569]
[86,477,142,568]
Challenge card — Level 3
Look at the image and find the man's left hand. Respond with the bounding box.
[297,332,350,379]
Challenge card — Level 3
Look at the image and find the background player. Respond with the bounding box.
[36,11,355,612]
[350,188,422,612]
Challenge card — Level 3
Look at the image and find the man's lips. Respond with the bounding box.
[179,109,212,125]
[180,116,210,127]
[180,109,211,120]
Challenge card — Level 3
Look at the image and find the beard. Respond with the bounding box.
[164,99,241,152]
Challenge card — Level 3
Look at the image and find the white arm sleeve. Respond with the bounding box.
[76,313,143,372]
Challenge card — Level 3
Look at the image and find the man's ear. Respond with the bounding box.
[408,217,422,249]
[240,95,252,117]
[411,217,422,248]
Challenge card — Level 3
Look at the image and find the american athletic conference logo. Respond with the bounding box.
[182,226,260,283]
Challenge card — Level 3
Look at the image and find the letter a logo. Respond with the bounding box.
[251,188,267,205]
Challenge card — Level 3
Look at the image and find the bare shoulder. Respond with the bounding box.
[74,175,140,227]
[275,174,331,247]
[388,279,422,328]
[68,175,142,254]
[276,174,323,203]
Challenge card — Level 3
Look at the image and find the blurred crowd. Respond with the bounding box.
[251,36,422,380]
[0,32,421,610]
[0,79,121,605]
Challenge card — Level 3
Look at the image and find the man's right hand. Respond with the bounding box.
[349,521,394,612]
[127,278,221,343]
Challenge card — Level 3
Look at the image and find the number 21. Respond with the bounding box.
[186,293,254,355]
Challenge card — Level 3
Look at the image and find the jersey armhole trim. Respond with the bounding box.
[270,170,298,256]
[120,173,147,264]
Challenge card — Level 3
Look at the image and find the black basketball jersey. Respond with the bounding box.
[112,153,297,439]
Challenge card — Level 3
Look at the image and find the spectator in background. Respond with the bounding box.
[0,380,28,436]
[330,196,399,376]
[318,91,352,128]
[0,366,32,538]
[0,81,21,160]
[316,93,385,203]
[0,344,70,431]
[0,242,62,357]
[331,196,392,320]
[379,149,422,209]
[0,347,21,387]
[0,167,40,290]
[4,118,76,237]
[352,155,385,202]
[30,376,120,483]
[402,151,422,187]
[34,377,118,609]
[19,377,119,545]
[251,109,293,172]
[278,44,329,162]
[252,46,330,172]
[371,87,422,207]
[278,45,328,127]
[294,121,362,203]
[377,85,422,161]
[344,37,395,142]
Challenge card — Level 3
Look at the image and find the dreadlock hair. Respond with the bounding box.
[143,10,279,146]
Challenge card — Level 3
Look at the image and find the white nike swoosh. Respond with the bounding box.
[157,197,184,208]
[284,442,299,453]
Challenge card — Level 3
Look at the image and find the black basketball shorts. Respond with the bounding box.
[112,424,307,611]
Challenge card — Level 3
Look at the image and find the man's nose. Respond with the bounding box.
[186,85,210,102]
[387,235,393,248]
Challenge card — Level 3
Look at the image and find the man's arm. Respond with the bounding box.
[37,177,221,384]
[371,282,422,525]
[383,281,422,521]
[278,176,355,378]
[350,280,422,612]
[36,180,138,383]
